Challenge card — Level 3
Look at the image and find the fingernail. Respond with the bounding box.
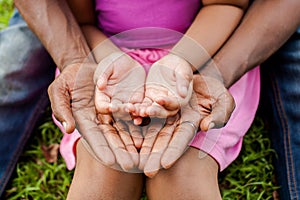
[133,118,142,126]
[62,122,67,131]
[145,170,158,178]
[208,122,215,130]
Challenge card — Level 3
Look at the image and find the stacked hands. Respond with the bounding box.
[48,51,235,177]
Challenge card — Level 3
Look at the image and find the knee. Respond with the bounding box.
[146,173,221,200]
[68,140,144,200]
[145,148,221,200]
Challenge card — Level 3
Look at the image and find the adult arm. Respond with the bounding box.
[14,0,91,71]
[67,0,146,123]
[14,0,130,167]
[213,0,300,88]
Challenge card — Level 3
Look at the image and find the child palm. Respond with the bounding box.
[94,52,146,121]
[137,54,193,118]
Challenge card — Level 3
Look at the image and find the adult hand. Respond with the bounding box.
[137,72,235,177]
[192,73,235,131]
[94,52,146,122]
[97,114,140,171]
[139,101,200,177]
[48,62,136,170]
[157,73,235,172]
[137,54,193,118]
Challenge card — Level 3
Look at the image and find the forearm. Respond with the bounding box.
[65,0,121,63]
[172,2,247,69]
[80,25,121,63]
[214,0,300,88]
[14,0,92,71]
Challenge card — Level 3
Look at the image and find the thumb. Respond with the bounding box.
[94,57,115,90]
[200,93,235,131]
[175,69,191,98]
[48,81,76,133]
[175,68,193,109]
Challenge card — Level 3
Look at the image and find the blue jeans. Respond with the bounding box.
[0,10,55,196]
[261,26,300,199]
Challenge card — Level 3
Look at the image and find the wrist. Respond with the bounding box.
[162,53,193,69]
[59,54,95,72]
[213,53,249,88]
[91,39,123,63]
[198,60,225,86]
[171,35,211,72]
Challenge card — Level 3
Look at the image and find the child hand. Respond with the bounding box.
[94,52,146,121]
[137,54,193,119]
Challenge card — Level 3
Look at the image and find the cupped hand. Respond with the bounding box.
[140,100,201,177]
[136,72,235,177]
[137,54,193,119]
[48,62,136,170]
[96,114,140,171]
[192,73,235,131]
[94,52,146,121]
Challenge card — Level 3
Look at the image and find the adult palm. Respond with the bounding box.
[48,61,137,171]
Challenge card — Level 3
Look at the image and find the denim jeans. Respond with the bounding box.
[0,10,55,196]
[261,26,300,200]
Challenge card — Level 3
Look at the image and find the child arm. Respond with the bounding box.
[142,0,247,118]
[67,0,146,115]
[172,0,249,70]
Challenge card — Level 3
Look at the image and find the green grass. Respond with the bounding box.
[3,112,278,199]
[3,112,74,200]
[0,0,13,29]
[1,2,279,199]
[219,118,279,200]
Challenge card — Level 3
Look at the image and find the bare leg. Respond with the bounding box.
[146,147,221,200]
[67,139,144,200]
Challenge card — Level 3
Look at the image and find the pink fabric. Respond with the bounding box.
[189,67,260,171]
[95,0,200,37]
[56,49,260,171]
[53,115,80,170]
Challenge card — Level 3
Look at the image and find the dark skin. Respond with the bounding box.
[15,0,90,132]
[66,0,246,177]
[15,0,119,166]
[15,0,300,180]
[14,1,300,199]
[14,0,236,173]
[15,0,300,172]
[212,0,300,88]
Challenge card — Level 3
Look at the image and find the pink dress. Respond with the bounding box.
[56,0,260,171]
